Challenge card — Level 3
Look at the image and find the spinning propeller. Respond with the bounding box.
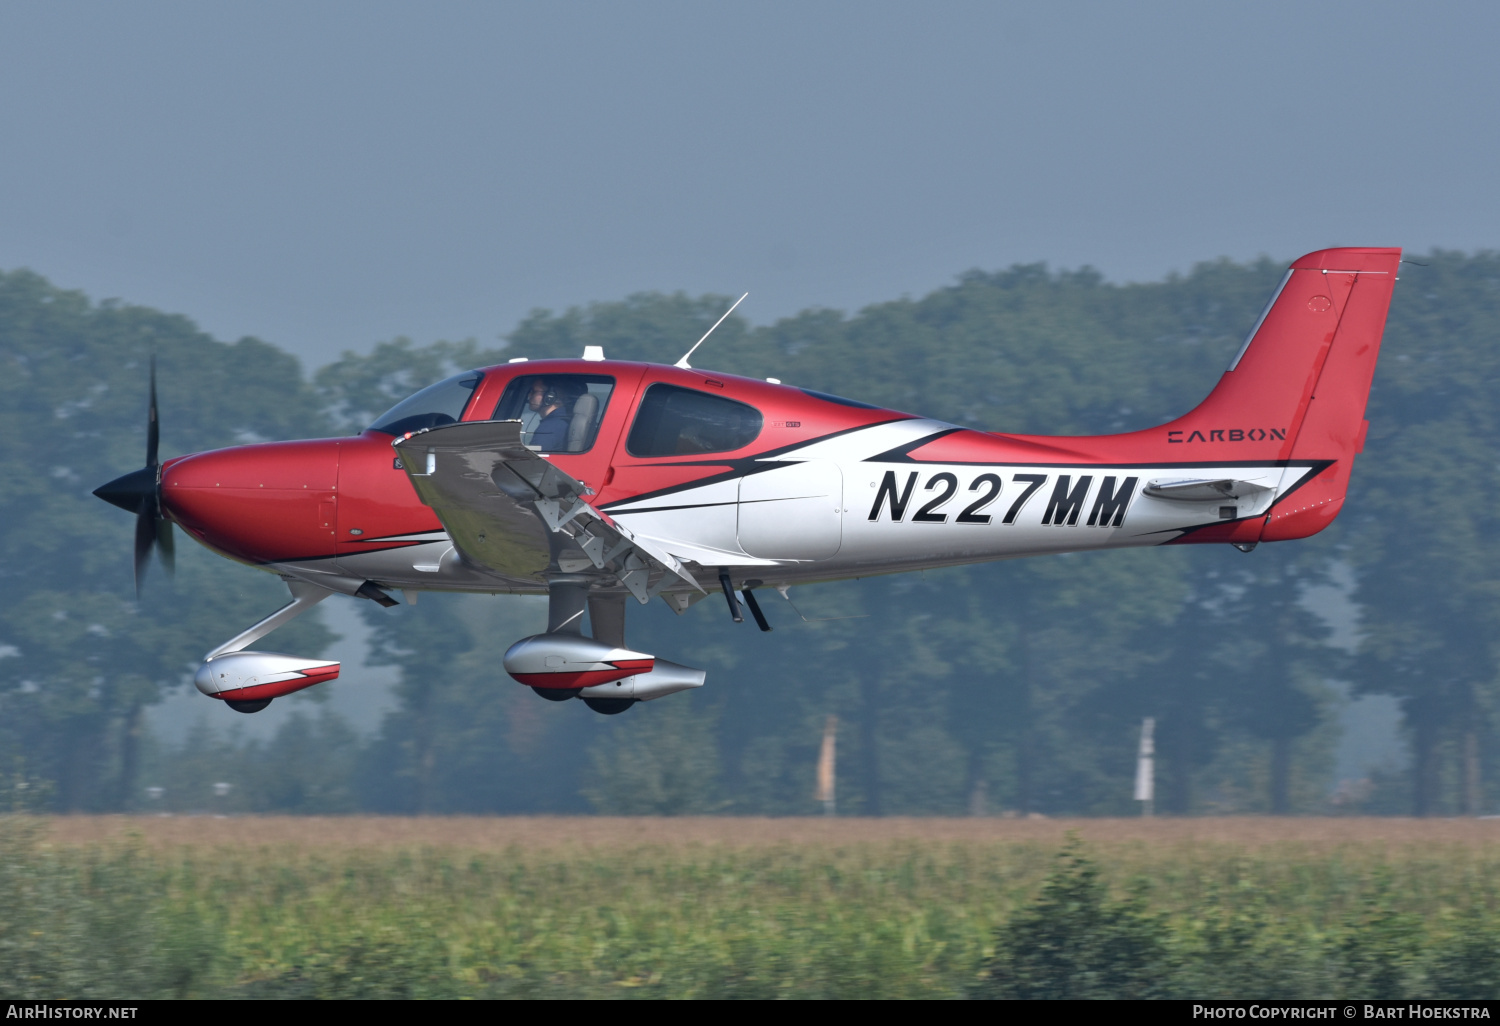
[92,357,175,595]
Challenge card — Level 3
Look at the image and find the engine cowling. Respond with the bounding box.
[194,651,341,702]
[502,633,655,689]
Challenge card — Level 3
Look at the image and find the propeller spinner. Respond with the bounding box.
[93,357,175,594]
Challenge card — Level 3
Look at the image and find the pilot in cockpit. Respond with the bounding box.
[526,380,581,451]
[520,380,548,440]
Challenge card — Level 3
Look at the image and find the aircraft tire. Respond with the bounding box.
[226,698,273,714]
[583,697,637,716]
[531,686,582,702]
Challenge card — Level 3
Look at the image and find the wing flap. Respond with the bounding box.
[391,421,702,596]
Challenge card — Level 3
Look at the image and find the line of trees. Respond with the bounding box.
[2,252,1497,815]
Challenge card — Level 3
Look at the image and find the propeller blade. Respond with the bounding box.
[133,506,156,597]
[101,355,170,596]
[146,355,159,469]
[156,518,175,577]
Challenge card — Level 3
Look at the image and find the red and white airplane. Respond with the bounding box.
[95,247,1399,715]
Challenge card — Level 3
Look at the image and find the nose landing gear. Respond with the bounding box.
[194,578,343,712]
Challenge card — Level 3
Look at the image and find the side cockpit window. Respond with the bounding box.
[626,383,763,457]
[367,371,483,435]
[493,374,616,452]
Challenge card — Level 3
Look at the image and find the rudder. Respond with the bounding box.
[1263,248,1399,539]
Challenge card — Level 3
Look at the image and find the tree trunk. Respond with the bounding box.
[1270,733,1292,814]
[1464,728,1481,816]
[1016,730,1034,815]
[413,681,435,814]
[859,676,882,816]
[56,715,107,811]
[1014,616,1035,815]
[1162,714,1193,815]
[1412,711,1439,817]
[966,751,987,816]
[116,702,143,812]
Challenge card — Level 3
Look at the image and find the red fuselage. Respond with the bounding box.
[161,360,905,570]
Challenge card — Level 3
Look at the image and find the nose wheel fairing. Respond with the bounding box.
[191,578,341,712]
[194,653,340,702]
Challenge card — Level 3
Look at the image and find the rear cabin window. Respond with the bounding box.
[367,371,483,435]
[493,374,616,453]
[626,383,763,457]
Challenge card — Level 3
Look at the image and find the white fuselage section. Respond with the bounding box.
[302,418,1312,595]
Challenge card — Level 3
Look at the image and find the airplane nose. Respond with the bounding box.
[160,439,341,564]
[93,466,157,514]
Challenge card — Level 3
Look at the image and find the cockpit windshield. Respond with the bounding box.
[367,371,484,435]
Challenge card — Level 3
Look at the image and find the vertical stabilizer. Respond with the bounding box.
[1161,247,1400,541]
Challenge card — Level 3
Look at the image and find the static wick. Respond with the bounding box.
[675,293,748,369]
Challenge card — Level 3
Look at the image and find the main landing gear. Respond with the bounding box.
[528,684,633,708]
[520,579,704,714]
[582,697,635,715]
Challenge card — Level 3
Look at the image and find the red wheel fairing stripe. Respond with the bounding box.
[608,659,655,674]
[511,656,657,690]
[209,664,342,702]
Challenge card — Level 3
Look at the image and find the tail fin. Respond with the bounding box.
[1162,246,1400,542]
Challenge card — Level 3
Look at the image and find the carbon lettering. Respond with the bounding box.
[1004,474,1047,524]
[868,470,919,522]
[1042,475,1093,526]
[1174,426,1285,442]
[913,473,958,523]
[957,474,1003,524]
[1087,476,1138,527]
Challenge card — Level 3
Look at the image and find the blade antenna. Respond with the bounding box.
[675,293,747,369]
[773,585,869,623]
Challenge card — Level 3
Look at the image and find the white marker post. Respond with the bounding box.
[1134,717,1155,817]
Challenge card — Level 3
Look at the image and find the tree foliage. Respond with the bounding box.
[5,251,1499,815]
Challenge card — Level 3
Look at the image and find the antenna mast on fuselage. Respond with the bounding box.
[675,293,748,369]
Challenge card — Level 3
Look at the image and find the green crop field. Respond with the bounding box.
[5,816,1500,999]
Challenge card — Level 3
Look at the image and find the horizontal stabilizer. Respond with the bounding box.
[1144,478,1273,502]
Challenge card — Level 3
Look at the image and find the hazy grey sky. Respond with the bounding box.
[2,1,1496,367]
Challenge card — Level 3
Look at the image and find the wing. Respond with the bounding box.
[391,421,702,601]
